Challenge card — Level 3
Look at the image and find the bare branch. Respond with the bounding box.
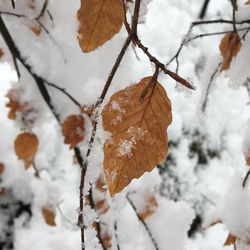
[201,62,221,112]
[123,8,195,89]
[132,34,195,89]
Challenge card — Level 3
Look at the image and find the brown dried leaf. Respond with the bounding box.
[14,132,39,168]
[138,194,158,220]
[95,176,107,193]
[102,232,112,249]
[77,0,124,52]
[0,48,4,59]
[0,187,5,195]
[246,157,250,166]
[6,88,27,120]
[30,24,42,36]
[102,76,172,196]
[0,163,4,175]
[96,199,110,215]
[219,32,241,71]
[224,233,237,246]
[42,207,56,226]
[62,115,85,149]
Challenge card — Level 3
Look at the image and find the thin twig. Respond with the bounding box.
[11,0,15,9]
[45,81,82,109]
[12,54,20,79]
[245,78,250,100]
[32,162,41,178]
[0,11,25,18]
[166,26,250,72]
[96,36,132,107]
[242,170,250,188]
[114,220,120,250]
[192,19,250,26]
[35,0,48,20]
[231,0,237,32]
[47,10,54,22]
[201,62,221,112]
[35,20,67,63]
[165,17,250,73]
[126,194,159,250]
[186,26,250,42]
[0,14,60,122]
[56,201,77,228]
[0,11,66,62]
[199,0,211,19]
[123,15,195,89]
[132,33,195,89]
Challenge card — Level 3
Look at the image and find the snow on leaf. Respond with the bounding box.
[102,231,112,249]
[95,176,107,193]
[77,0,124,52]
[6,88,27,120]
[138,194,158,220]
[219,32,241,71]
[62,115,85,149]
[14,132,39,169]
[95,198,110,215]
[42,207,56,227]
[102,76,172,196]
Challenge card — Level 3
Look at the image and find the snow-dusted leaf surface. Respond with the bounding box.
[102,76,172,196]
[0,0,250,250]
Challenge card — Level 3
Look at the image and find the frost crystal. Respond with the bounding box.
[110,101,125,113]
[118,139,135,157]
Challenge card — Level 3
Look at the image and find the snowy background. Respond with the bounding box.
[0,0,250,250]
